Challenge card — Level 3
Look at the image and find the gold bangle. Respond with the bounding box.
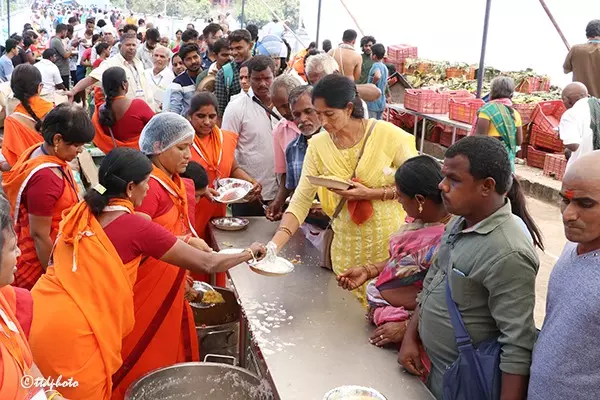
[382,186,388,201]
[277,226,293,237]
[47,392,62,400]
[244,247,257,263]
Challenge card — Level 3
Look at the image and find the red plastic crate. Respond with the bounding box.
[513,102,537,125]
[439,126,468,147]
[404,90,450,114]
[532,100,566,135]
[387,44,418,63]
[543,153,567,181]
[537,76,551,92]
[449,98,485,124]
[530,125,564,152]
[516,77,539,94]
[526,145,549,169]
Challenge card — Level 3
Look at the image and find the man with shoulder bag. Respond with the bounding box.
[399,136,541,400]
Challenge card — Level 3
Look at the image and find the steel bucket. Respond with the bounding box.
[191,287,240,363]
[124,362,275,400]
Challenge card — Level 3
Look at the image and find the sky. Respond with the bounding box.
[300,0,600,87]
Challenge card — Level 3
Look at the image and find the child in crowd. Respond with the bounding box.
[366,43,389,120]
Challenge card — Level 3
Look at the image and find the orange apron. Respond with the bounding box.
[2,96,53,167]
[111,167,199,400]
[30,199,141,400]
[0,286,40,400]
[3,144,79,290]
[190,128,238,286]
[91,102,141,154]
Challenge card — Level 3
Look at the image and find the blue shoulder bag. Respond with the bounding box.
[443,268,502,400]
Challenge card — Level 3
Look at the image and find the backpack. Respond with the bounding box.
[222,63,234,97]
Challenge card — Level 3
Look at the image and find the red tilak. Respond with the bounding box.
[564,190,575,200]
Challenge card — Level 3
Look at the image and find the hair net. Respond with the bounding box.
[257,35,284,57]
[139,112,195,155]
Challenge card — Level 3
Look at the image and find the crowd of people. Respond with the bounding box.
[0,4,599,400]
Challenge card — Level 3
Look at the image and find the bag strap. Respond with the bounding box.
[330,120,378,221]
[252,96,281,121]
[444,242,473,347]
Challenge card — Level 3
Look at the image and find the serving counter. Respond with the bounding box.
[209,217,434,400]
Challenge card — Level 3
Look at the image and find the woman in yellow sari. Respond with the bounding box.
[269,75,418,305]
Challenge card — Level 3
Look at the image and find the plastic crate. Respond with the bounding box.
[526,145,549,169]
[516,77,539,94]
[513,102,538,125]
[530,124,564,152]
[404,90,450,114]
[543,153,567,181]
[439,124,469,147]
[537,77,551,92]
[449,98,485,124]
[387,44,418,63]
[532,100,566,135]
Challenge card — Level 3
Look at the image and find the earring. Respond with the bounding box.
[418,203,423,214]
[54,145,59,154]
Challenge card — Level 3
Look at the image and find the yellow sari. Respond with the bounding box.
[287,119,418,305]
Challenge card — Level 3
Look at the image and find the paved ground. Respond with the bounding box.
[527,196,566,328]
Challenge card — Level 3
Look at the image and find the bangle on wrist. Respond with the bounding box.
[382,186,388,201]
[277,226,293,237]
[244,247,257,263]
[47,392,61,400]
[183,234,192,244]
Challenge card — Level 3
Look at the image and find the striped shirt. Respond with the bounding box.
[164,71,196,116]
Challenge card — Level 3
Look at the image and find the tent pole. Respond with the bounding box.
[241,0,246,28]
[539,0,570,51]
[476,0,492,99]
[7,0,10,37]
[316,0,322,48]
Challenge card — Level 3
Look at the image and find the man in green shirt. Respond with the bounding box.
[357,35,375,84]
[399,136,541,400]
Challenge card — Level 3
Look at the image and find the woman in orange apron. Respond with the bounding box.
[0,196,66,400]
[3,104,95,290]
[186,93,260,286]
[2,64,54,168]
[29,147,265,400]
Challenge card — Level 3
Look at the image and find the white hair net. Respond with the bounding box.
[138,112,195,155]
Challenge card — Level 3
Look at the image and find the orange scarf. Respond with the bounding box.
[91,102,141,154]
[3,144,79,290]
[2,96,53,167]
[0,286,38,400]
[31,198,141,400]
[192,127,225,175]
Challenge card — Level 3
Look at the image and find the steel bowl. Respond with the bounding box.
[211,217,250,231]
[323,385,388,400]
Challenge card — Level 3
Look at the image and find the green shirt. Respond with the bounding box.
[358,53,374,84]
[418,200,539,399]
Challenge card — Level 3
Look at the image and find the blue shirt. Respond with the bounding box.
[0,55,14,82]
[164,71,196,116]
[201,52,214,71]
[367,61,388,112]
[285,134,309,190]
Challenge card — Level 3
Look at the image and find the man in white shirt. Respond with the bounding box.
[144,45,174,111]
[559,82,595,170]
[137,27,160,70]
[222,55,280,216]
[66,33,154,108]
[35,49,66,95]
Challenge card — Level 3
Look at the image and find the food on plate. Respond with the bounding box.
[202,290,225,304]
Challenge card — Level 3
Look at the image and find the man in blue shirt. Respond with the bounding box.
[165,43,201,115]
[0,39,18,82]
[367,43,389,120]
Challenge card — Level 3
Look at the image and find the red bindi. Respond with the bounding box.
[564,190,575,200]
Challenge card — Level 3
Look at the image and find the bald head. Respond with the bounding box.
[561,150,600,250]
[562,82,589,110]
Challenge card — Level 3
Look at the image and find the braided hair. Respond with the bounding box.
[98,66,127,127]
[10,64,43,131]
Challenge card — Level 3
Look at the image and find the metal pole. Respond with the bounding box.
[339,0,365,36]
[316,0,322,48]
[241,0,246,28]
[539,0,570,51]
[7,0,11,37]
[476,0,492,99]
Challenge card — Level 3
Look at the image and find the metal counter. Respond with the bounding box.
[210,217,434,400]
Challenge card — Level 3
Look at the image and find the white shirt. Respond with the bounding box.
[222,93,280,200]
[144,66,175,111]
[559,97,593,170]
[34,59,63,95]
[90,54,154,108]
[136,44,154,70]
